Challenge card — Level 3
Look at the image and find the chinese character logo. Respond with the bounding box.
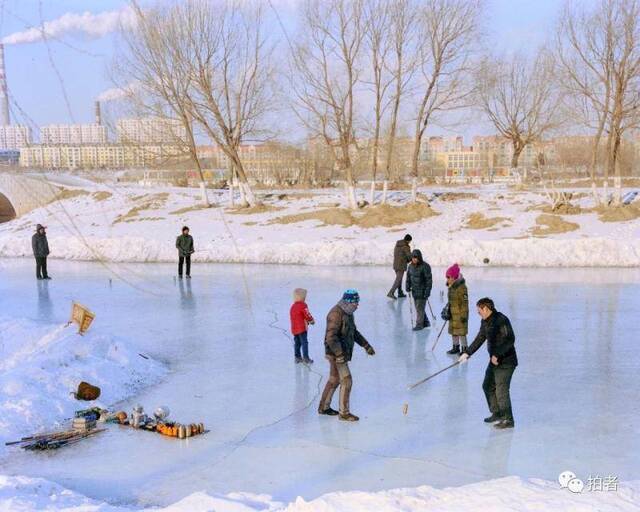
[559,471,618,494]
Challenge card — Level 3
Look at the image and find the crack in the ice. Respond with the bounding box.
[207,309,324,469]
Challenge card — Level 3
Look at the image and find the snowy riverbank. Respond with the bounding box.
[0,315,167,451]
[1,474,638,511]
[1,181,639,267]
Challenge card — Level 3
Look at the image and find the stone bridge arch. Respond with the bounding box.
[0,173,60,223]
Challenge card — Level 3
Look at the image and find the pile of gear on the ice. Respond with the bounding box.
[5,395,206,451]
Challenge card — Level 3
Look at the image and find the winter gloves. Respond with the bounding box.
[365,345,375,356]
[441,304,451,321]
[458,353,469,363]
[336,354,346,364]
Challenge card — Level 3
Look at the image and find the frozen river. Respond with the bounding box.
[1,259,639,507]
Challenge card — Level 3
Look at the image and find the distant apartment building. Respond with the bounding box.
[0,125,32,150]
[199,143,310,183]
[19,144,183,170]
[41,124,107,145]
[472,135,540,168]
[117,117,186,144]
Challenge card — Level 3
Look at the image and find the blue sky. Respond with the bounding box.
[2,0,563,138]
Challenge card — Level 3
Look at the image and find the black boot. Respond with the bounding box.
[318,407,339,416]
[397,291,407,298]
[386,292,397,300]
[446,345,460,355]
[484,413,502,423]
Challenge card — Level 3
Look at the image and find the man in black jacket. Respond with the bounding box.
[31,224,51,280]
[387,234,412,300]
[175,226,194,278]
[405,249,432,330]
[459,297,518,429]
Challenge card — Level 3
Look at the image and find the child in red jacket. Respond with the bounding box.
[290,288,315,364]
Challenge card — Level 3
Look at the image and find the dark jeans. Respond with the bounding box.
[35,256,48,279]
[178,254,191,276]
[388,269,405,296]
[294,331,310,359]
[483,363,516,422]
[413,297,430,328]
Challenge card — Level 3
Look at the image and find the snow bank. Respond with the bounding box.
[2,235,640,267]
[1,181,640,267]
[0,475,638,511]
[0,316,167,449]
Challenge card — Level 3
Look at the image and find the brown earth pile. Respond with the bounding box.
[596,203,640,222]
[464,212,511,229]
[531,214,579,236]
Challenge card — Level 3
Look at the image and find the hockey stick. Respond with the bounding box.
[431,320,448,351]
[427,299,436,321]
[407,360,460,390]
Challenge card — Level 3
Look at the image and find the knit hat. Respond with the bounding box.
[293,288,307,301]
[446,263,460,280]
[342,289,360,303]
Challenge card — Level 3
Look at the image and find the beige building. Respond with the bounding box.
[41,124,107,144]
[0,125,32,150]
[19,144,184,170]
[117,117,186,144]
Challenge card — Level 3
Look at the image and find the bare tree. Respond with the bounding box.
[557,0,640,205]
[476,50,560,172]
[115,3,211,205]
[291,0,365,209]
[381,0,416,203]
[409,0,480,202]
[118,0,273,207]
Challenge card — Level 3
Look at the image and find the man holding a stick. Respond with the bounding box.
[458,298,518,429]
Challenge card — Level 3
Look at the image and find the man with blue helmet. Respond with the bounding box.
[318,289,376,422]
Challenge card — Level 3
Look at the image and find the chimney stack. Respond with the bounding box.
[0,44,10,125]
[95,100,102,126]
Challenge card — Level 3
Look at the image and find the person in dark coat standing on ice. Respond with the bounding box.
[444,263,469,355]
[318,289,375,422]
[405,249,432,330]
[459,297,518,429]
[175,226,194,278]
[32,224,51,280]
[387,234,412,300]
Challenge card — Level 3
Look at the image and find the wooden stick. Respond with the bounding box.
[408,361,460,390]
[431,320,448,351]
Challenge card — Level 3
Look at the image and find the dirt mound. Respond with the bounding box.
[55,188,90,201]
[92,191,113,202]
[170,204,211,215]
[531,214,579,236]
[226,203,284,215]
[113,193,169,224]
[438,192,479,202]
[527,202,586,215]
[596,204,640,222]
[464,212,511,230]
[269,202,438,228]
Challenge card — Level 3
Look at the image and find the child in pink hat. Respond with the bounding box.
[443,263,469,355]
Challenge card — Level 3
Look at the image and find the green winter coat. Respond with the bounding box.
[175,234,194,257]
[447,277,468,336]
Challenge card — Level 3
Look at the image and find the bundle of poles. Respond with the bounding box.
[5,428,105,450]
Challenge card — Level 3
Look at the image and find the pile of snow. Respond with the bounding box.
[0,316,167,449]
[0,475,638,511]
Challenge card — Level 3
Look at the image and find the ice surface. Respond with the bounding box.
[0,259,639,508]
